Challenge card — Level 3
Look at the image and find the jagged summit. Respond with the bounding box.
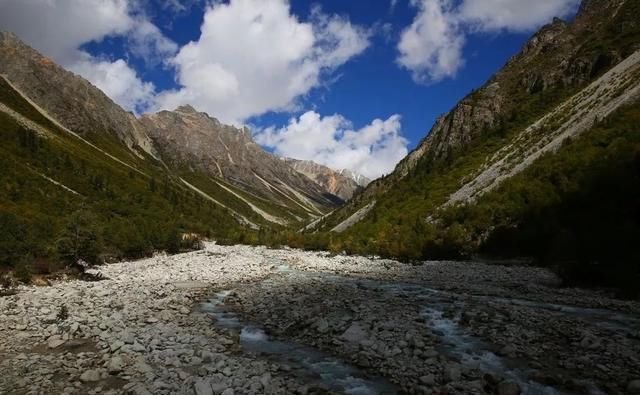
[314,0,640,238]
[175,104,199,114]
[0,30,157,156]
[140,107,342,218]
[0,31,342,230]
[283,158,367,201]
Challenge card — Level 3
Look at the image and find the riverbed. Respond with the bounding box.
[0,243,639,394]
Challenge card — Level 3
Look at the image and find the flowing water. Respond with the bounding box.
[198,264,638,394]
[199,291,398,394]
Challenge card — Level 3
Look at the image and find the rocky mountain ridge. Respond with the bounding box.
[0,31,342,229]
[140,106,340,221]
[0,32,156,157]
[338,168,371,188]
[282,158,369,201]
[316,0,640,234]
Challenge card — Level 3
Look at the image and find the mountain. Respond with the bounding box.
[283,158,368,201]
[140,107,341,224]
[299,0,640,293]
[0,32,155,156]
[0,31,342,276]
[338,169,371,188]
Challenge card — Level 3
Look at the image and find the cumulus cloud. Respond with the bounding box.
[397,0,464,83]
[69,55,156,111]
[458,0,580,32]
[128,19,178,64]
[390,0,399,13]
[397,0,579,83]
[158,0,203,13]
[0,0,178,112]
[154,0,370,124]
[0,0,131,62]
[255,111,408,179]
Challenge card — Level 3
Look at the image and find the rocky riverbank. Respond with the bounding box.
[1,243,639,394]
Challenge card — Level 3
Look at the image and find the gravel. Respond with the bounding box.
[1,242,639,394]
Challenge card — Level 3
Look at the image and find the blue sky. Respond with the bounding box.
[0,0,580,178]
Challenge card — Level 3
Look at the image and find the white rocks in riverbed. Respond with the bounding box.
[315,318,329,333]
[1,242,640,395]
[193,379,213,395]
[107,355,124,374]
[419,374,435,386]
[79,369,101,382]
[109,340,125,352]
[47,336,65,349]
[340,322,368,343]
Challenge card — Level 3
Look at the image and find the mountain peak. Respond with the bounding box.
[284,158,368,201]
[175,104,199,114]
[0,31,157,156]
[0,31,18,40]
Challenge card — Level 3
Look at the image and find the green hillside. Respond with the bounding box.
[0,77,255,278]
[281,0,640,295]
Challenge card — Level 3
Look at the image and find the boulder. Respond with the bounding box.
[444,365,461,382]
[628,380,640,393]
[315,318,329,334]
[194,379,213,395]
[419,374,435,386]
[79,369,101,382]
[498,381,521,395]
[340,322,368,343]
[107,356,124,374]
[47,337,66,349]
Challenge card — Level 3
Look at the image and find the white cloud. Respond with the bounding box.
[158,0,202,13]
[0,0,132,63]
[128,19,178,64]
[397,0,464,83]
[154,0,370,124]
[0,0,177,112]
[69,54,155,111]
[255,111,408,179]
[390,0,399,14]
[397,0,579,83]
[458,0,580,32]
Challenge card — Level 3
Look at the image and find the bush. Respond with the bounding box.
[56,210,102,271]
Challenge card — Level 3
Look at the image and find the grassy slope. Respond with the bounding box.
[292,102,639,295]
[281,1,640,294]
[0,79,253,276]
[317,0,640,234]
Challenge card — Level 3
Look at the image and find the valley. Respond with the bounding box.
[0,0,639,394]
[1,244,638,394]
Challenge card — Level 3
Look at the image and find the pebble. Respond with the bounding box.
[498,381,521,395]
[107,356,124,374]
[194,379,213,395]
[0,243,638,395]
[628,380,640,393]
[79,370,101,383]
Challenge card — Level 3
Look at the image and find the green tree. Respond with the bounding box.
[56,210,102,271]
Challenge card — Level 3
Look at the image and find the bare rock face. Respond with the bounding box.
[0,31,156,156]
[140,106,341,212]
[283,158,369,201]
[337,169,371,188]
[316,0,640,233]
[392,0,635,179]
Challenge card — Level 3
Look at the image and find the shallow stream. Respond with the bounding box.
[198,263,638,394]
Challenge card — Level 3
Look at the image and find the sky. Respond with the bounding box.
[0,0,580,179]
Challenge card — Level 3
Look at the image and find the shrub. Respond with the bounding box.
[56,210,102,271]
